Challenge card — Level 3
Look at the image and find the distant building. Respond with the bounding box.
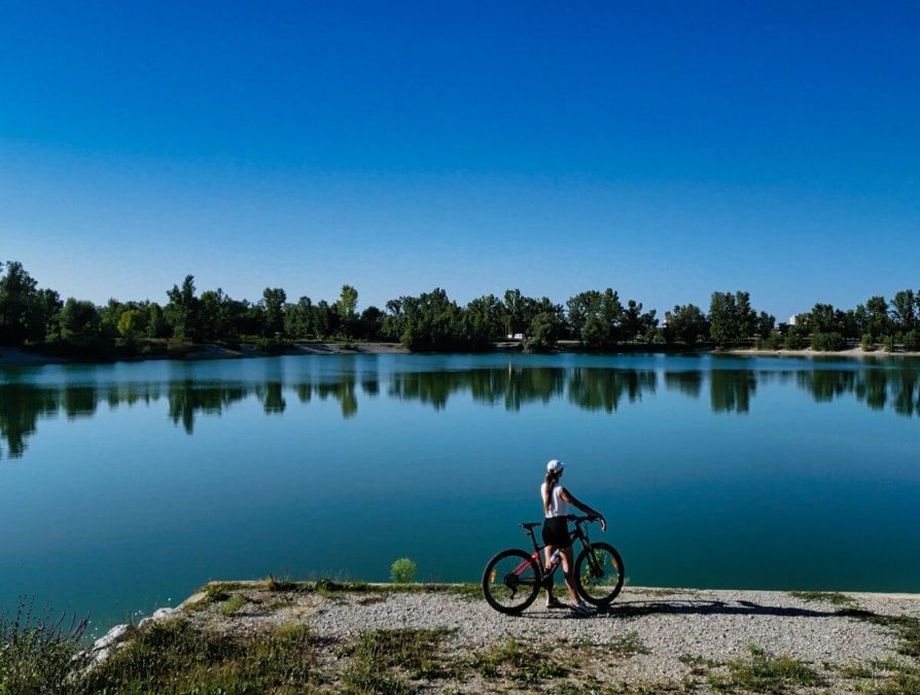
[506,333,525,340]
[787,314,798,326]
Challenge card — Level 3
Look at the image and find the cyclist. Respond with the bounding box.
[541,459,607,616]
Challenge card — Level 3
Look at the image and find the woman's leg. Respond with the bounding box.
[543,544,555,600]
[560,546,580,604]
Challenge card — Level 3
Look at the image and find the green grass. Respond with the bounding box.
[76,619,321,694]
[788,590,857,606]
[0,600,88,695]
[469,637,568,684]
[218,593,248,616]
[341,628,454,694]
[707,645,826,693]
[266,574,299,592]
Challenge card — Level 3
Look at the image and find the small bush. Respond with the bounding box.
[883,334,896,352]
[783,332,805,350]
[861,333,876,352]
[254,336,294,354]
[811,332,846,351]
[390,558,418,583]
[903,329,920,352]
[0,600,88,695]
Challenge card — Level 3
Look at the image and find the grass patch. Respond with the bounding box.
[788,590,857,606]
[707,645,825,693]
[631,587,698,598]
[0,600,88,695]
[872,658,920,695]
[356,594,388,606]
[201,581,243,603]
[679,653,722,672]
[342,628,454,694]
[266,574,299,592]
[76,619,321,693]
[447,583,482,601]
[218,593,248,616]
[469,637,568,684]
[607,631,651,658]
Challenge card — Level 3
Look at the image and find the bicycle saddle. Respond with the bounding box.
[520,522,541,530]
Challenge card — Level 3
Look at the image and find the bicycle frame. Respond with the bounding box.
[513,516,596,580]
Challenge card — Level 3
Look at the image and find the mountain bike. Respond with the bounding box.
[481,515,624,615]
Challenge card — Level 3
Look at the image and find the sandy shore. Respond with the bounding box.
[3,342,918,368]
[729,346,920,359]
[89,581,920,693]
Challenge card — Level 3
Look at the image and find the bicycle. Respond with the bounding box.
[481,515,624,615]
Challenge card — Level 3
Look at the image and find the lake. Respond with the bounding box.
[1,352,919,633]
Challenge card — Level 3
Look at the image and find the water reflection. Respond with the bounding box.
[1,363,918,459]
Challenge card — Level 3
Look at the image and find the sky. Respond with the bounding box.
[1,1,918,320]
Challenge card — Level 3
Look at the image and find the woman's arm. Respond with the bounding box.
[559,487,607,531]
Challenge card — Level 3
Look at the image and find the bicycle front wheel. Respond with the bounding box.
[481,549,542,615]
[574,542,624,606]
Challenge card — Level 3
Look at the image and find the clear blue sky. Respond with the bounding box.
[2,1,918,320]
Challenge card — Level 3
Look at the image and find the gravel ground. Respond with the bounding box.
[164,583,920,692]
[307,588,906,681]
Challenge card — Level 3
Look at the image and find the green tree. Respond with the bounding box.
[58,298,101,340]
[709,291,758,347]
[890,290,917,332]
[665,304,709,345]
[335,284,359,330]
[284,296,314,338]
[117,309,144,340]
[146,303,170,338]
[261,287,287,336]
[863,295,891,340]
[0,261,39,345]
[566,289,624,349]
[165,275,201,342]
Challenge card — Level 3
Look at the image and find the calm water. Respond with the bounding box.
[2,353,919,632]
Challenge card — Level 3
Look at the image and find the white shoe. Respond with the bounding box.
[570,602,596,616]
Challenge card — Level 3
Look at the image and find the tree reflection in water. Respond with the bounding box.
[1,363,918,460]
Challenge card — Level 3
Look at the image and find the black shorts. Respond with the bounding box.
[541,517,571,549]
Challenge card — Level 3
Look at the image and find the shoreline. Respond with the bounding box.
[2,342,919,369]
[86,580,920,693]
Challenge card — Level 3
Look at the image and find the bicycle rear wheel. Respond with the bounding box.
[574,542,624,606]
[481,549,542,615]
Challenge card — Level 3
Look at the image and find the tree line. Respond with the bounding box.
[1,260,918,356]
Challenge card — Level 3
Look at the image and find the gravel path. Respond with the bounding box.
[167,583,920,692]
[308,587,907,681]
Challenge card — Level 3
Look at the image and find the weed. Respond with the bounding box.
[607,631,650,658]
[679,653,721,670]
[218,593,248,616]
[707,645,825,693]
[266,574,298,592]
[788,590,856,607]
[470,637,568,683]
[0,599,88,695]
[357,594,388,606]
[76,619,320,693]
[342,627,453,693]
[201,581,243,603]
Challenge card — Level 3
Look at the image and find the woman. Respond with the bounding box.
[541,459,606,615]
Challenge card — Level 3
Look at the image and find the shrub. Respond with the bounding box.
[253,336,293,354]
[903,329,920,352]
[0,600,88,695]
[390,557,418,583]
[783,332,805,350]
[860,333,876,352]
[810,332,846,351]
[883,334,896,352]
